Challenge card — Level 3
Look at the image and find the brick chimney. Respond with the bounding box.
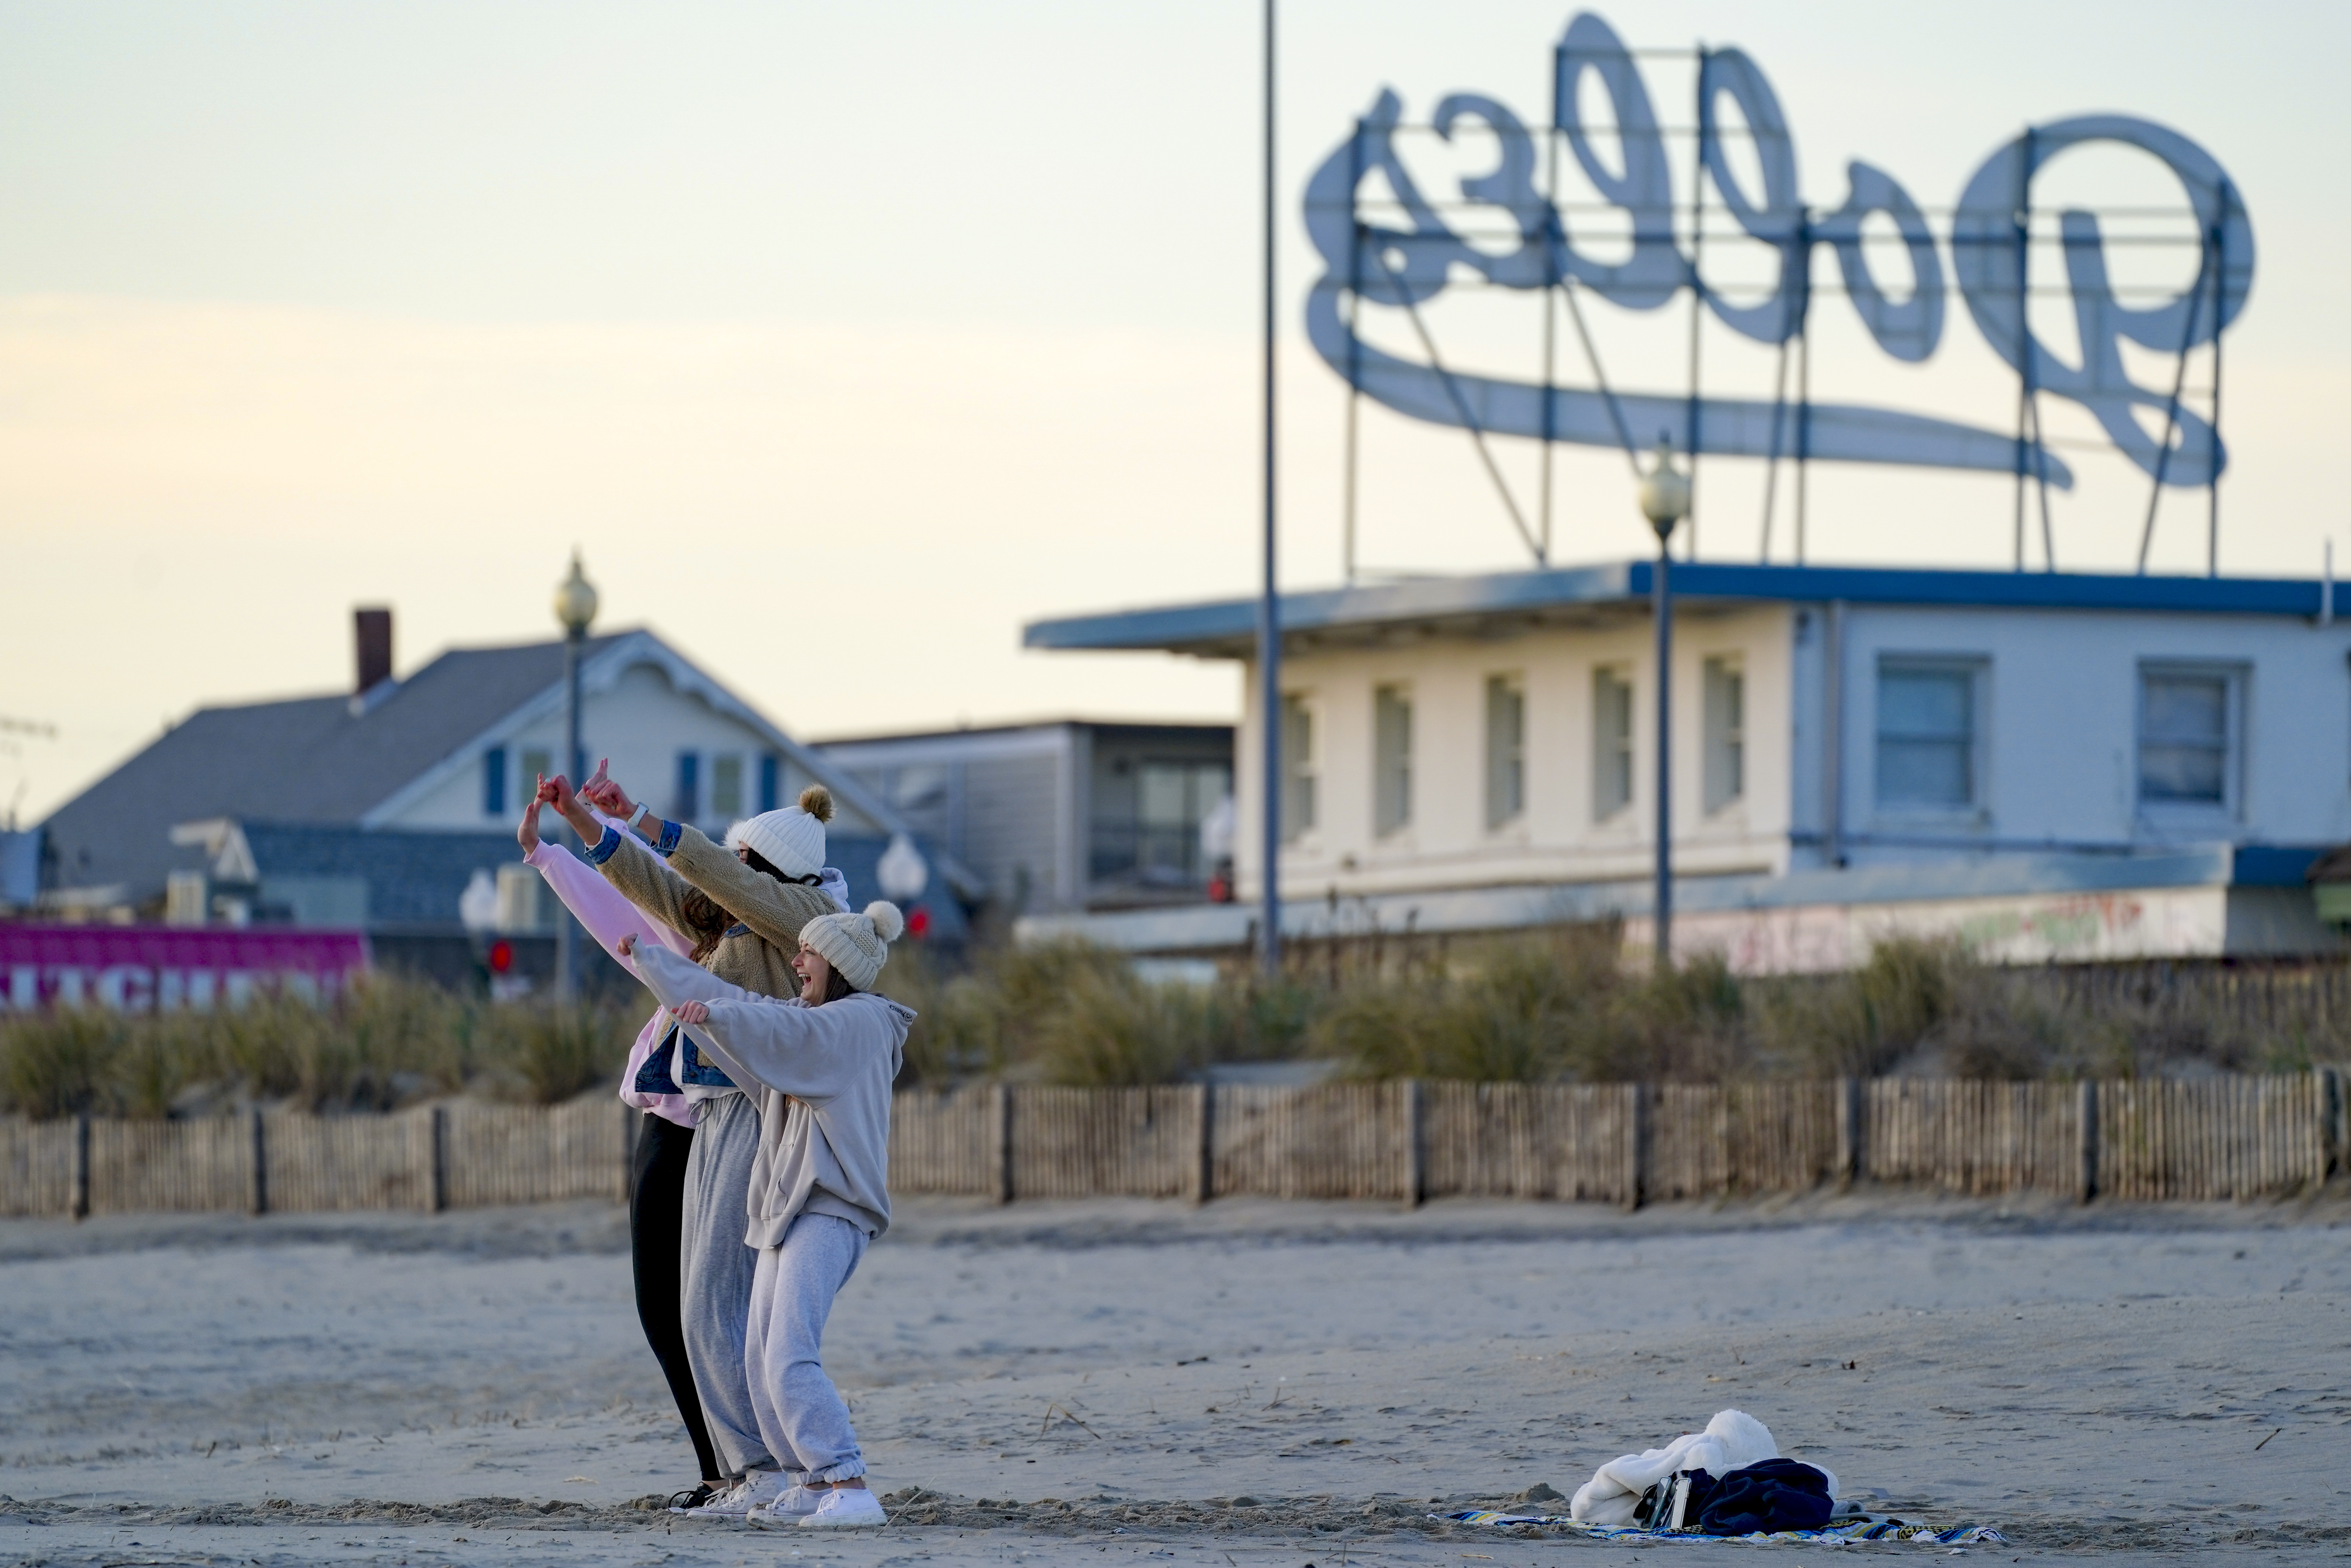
[354,607,393,695]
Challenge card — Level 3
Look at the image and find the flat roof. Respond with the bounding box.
[807,717,1234,748]
[1023,561,2335,658]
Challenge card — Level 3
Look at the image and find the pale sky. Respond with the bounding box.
[4,0,2346,822]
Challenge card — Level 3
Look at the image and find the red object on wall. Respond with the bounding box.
[0,924,369,1012]
[905,906,931,939]
[487,939,515,975]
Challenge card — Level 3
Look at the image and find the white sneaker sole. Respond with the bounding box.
[799,1508,886,1529]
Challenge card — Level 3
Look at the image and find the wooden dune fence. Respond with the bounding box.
[1,1071,2343,1218]
[890,1069,2345,1207]
[0,1098,629,1218]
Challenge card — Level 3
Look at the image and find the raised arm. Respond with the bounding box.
[528,837,694,961]
[546,772,707,943]
[628,941,875,1105]
[666,824,835,951]
[580,767,835,951]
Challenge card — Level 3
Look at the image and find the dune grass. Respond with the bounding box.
[3,926,2338,1115]
[0,976,640,1118]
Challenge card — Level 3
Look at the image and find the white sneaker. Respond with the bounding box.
[682,1469,790,1518]
[745,1485,824,1525]
[798,1487,886,1529]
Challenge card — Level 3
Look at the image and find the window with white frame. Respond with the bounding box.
[711,754,745,818]
[1279,693,1316,843]
[1702,656,1745,814]
[2138,664,2240,812]
[1373,684,1412,836]
[1593,667,1633,820]
[520,748,553,794]
[1875,658,1983,811]
[1484,675,1525,829]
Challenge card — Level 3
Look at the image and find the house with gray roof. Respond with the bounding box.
[31,611,973,983]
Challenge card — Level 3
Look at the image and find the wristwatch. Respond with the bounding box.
[627,801,652,831]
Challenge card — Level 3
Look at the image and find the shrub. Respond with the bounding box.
[1030,969,1208,1087]
[0,1006,123,1119]
[484,1001,629,1105]
[0,974,637,1117]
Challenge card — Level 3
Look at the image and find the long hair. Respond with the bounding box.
[679,888,733,963]
[815,964,856,1004]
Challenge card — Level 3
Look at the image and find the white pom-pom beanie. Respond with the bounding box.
[726,785,832,881]
[800,900,904,993]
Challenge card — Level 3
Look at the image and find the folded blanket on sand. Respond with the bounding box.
[1441,1511,2007,1546]
[1572,1410,1839,1525]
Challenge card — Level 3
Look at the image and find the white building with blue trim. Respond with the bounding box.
[1023,563,2347,971]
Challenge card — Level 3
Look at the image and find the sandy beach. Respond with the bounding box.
[2,1191,2345,1567]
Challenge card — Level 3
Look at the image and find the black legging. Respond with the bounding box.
[630,1111,721,1483]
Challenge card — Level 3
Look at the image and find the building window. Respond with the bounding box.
[1279,694,1316,843]
[673,751,701,823]
[2139,665,2239,810]
[482,747,507,817]
[1485,675,1525,829]
[1703,657,1745,814]
[520,748,552,793]
[1593,668,1633,820]
[1876,659,1981,810]
[1130,761,1231,883]
[757,754,781,813]
[712,754,745,818]
[1373,684,1413,836]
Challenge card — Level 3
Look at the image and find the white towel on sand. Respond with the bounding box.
[1570,1410,1835,1525]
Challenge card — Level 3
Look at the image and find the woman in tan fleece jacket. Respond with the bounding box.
[547,763,840,1517]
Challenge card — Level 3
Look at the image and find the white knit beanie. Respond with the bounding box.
[801,900,904,993]
[726,785,832,880]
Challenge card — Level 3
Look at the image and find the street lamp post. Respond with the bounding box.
[1256,0,1281,978]
[1638,439,1690,973]
[552,551,599,1000]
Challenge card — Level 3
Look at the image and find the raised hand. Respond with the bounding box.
[516,775,544,854]
[580,757,633,818]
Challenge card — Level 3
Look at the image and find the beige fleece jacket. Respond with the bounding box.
[592,821,833,1001]
[631,941,912,1243]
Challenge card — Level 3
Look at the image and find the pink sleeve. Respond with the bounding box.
[526,842,696,961]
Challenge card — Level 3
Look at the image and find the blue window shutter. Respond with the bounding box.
[675,751,700,823]
[758,754,780,813]
[483,748,507,816]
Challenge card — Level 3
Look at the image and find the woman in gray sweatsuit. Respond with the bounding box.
[622,899,912,1532]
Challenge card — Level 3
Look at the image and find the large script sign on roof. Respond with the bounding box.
[1304,11,2254,496]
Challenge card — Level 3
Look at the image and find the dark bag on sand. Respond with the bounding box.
[1693,1458,1834,1535]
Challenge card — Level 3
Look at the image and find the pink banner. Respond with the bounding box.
[0,925,371,1012]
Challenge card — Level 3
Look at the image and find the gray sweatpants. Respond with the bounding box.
[745,1211,869,1484]
[680,1091,768,1478]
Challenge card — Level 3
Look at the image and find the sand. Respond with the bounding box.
[2,1190,2346,1566]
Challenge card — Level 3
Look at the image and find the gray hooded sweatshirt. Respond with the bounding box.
[632,942,913,1244]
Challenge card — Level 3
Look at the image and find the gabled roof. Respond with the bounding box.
[39,634,629,902]
[1023,561,2338,659]
[40,627,979,907]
